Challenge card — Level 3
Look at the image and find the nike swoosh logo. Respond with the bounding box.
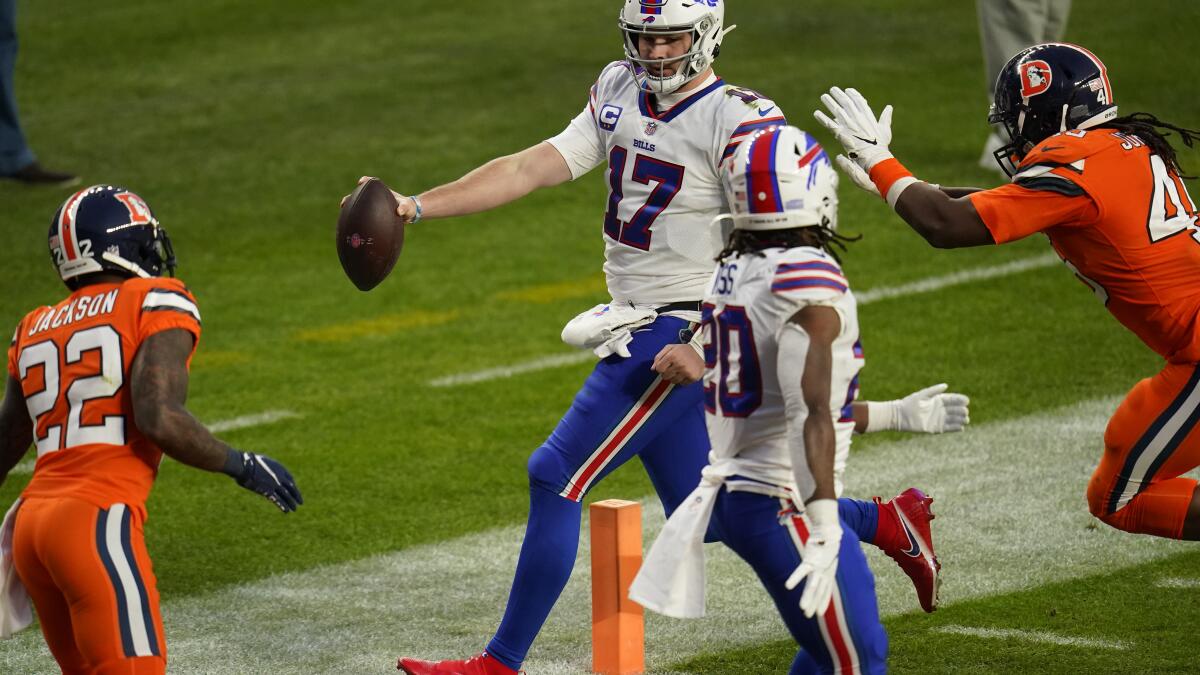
[1039,145,1065,152]
[852,135,878,146]
[899,519,921,558]
[758,106,776,117]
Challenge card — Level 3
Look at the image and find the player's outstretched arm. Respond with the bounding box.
[813,87,995,248]
[777,306,843,618]
[345,141,573,224]
[851,384,970,434]
[0,374,33,487]
[130,329,302,513]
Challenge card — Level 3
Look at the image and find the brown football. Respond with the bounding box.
[336,178,405,291]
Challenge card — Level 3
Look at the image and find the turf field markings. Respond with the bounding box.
[1155,577,1200,589]
[429,351,595,387]
[1,397,1188,674]
[431,253,1062,387]
[492,274,607,304]
[933,625,1132,650]
[7,410,301,476]
[296,309,459,342]
[854,252,1058,303]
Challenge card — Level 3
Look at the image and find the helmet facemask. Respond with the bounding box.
[619,0,731,95]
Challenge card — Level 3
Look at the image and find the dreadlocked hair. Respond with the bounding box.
[715,223,862,264]
[1100,112,1200,179]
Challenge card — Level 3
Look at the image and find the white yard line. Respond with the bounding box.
[1156,577,1200,589]
[429,352,595,387]
[7,410,301,476]
[934,625,1131,650]
[431,254,1062,387]
[1,396,1187,674]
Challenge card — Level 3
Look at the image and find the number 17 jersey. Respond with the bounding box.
[548,61,786,304]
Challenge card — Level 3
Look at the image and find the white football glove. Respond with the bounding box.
[784,499,842,618]
[834,155,880,197]
[868,383,971,434]
[813,87,895,173]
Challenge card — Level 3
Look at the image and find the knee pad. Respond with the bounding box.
[527,444,570,495]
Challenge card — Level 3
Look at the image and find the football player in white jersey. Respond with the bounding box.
[352,2,965,673]
[631,125,890,673]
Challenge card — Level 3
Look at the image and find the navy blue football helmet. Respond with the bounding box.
[48,185,176,288]
[989,43,1119,174]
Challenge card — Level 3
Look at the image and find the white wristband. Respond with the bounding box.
[804,498,840,529]
[885,176,921,210]
[864,400,900,433]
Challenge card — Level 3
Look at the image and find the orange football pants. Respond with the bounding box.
[1087,361,1200,539]
[13,497,166,675]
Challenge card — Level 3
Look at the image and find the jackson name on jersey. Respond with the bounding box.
[549,61,786,304]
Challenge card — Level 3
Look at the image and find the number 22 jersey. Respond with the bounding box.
[7,277,202,508]
[548,61,786,304]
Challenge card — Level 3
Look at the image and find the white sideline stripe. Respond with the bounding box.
[854,252,1059,304]
[429,351,595,387]
[7,410,300,476]
[1156,577,1200,589]
[430,254,1061,387]
[2,396,1191,675]
[934,625,1131,650]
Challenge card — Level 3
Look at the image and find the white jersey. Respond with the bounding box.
[547,61,785,304]
[701,246,863,493]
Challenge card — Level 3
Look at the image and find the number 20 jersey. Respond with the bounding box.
[702,246,863,492]
[548,61,786,304]
[6,277,201,508]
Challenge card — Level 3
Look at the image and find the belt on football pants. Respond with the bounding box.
[656,301,702,313]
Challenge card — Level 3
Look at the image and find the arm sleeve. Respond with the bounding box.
[138,281,202,366]
[968,182,1100,244]
[546,108,606,180]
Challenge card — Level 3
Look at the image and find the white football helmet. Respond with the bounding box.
[723,125,839,231]
[619,0,733,95]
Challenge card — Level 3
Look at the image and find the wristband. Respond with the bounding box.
[864,400,900,433]
[868,158,922,210]
[409,195,423,223]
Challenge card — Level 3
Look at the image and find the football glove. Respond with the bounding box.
[785,499,842,618]
[813,87,895,173]
[223,450,303,513]
[868,383,970,434]
[835,155,880,197]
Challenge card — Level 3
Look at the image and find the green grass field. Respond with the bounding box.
[1,0,1198,672]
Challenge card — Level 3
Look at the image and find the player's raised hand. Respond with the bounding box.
[785,499,842,618]
[222,450,304,513]
[834,155,881,197]
[814,87,895,173]
[652,343,705,385]
[341,177,421,223]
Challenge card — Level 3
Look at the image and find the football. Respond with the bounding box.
[336,178,405,291]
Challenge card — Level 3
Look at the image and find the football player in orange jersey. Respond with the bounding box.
[815,42,1200,541]
[0,185,303,674]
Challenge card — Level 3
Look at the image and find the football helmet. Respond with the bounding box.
[723,125,839,232]
[48,185,176,287]
[619,0,732,94]
[989,42,1118,173]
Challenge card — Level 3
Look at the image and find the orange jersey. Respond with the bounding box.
[6,277,201,508]
[970,128,1200,362]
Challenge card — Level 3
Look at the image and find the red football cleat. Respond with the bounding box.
[875,488,941,613]
[398,653,521,675]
